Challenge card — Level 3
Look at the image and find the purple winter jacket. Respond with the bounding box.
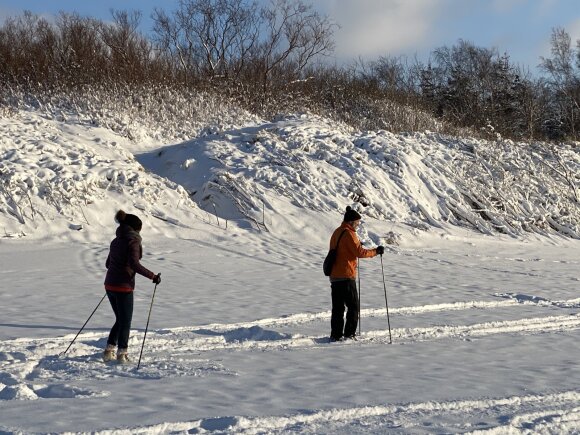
[104,224,155,292]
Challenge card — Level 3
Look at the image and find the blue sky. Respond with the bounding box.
[1,0,579,71]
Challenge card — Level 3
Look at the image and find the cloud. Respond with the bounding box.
[319,0,449,60]
[569,17,580,44]
[536,0,559,17]
[491,0,526,14]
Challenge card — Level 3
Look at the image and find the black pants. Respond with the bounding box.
[106,291,134,349]
[330,279,359,339]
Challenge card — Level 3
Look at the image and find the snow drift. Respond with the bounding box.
[1,109,578,241]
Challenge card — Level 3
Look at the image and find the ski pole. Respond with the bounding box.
[357,258,361,335]
[137,274,160,370]
[60,293,107,357]
[380,255,393,344]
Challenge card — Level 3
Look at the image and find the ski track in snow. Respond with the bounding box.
[63,390,580,434]
[170,292,580,333]
[0,294,578,407]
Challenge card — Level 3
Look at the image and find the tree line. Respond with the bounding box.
[0,0,579,142]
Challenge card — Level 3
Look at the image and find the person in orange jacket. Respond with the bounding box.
[328,206,384,341]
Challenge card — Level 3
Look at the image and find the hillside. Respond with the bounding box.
[1,108,579,243]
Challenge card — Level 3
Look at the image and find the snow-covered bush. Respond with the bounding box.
[1,84,578,240]
[0,82,259,144]
[143,112,579,239]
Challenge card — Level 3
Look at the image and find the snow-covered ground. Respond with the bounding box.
[0,110,579,434]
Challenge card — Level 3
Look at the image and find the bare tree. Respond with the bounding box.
[515,68,544,140]
[421,40,532,138]
[186,0,260,79]
[152,7,198,84]
[254,0,336,91]
[0,12,59,83]
[152,0,261,83]
[540,27,580,139]
[53,13,108,84]
[99,10,154,83]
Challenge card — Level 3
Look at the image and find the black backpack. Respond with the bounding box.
[323,230,347,276]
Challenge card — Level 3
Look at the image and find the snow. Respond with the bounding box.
[0,108,579,434]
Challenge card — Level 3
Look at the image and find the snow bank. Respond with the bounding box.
[1,108,578,242]
[0,111,202,240]
[139,113,580,241]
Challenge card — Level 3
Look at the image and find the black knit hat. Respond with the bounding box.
[343,206,362,222]
[115,210,142,232]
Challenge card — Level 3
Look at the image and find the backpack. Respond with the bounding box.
[323,230,347,276]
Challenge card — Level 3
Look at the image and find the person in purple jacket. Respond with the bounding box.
[103,210,160,364]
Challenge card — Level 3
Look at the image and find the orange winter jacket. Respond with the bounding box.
[329,222,377,279]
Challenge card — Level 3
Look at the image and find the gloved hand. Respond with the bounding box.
[153,273,161,284]
[376,246,385,255]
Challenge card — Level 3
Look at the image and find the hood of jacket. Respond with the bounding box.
[116,223,142,243]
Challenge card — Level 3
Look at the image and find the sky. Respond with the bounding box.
[0,0,579,71]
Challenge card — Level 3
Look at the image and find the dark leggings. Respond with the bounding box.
[330,279,359,339]
[106,291,134,349]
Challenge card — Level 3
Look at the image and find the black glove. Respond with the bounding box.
[153,273,161,284]
[376,246,385,255]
